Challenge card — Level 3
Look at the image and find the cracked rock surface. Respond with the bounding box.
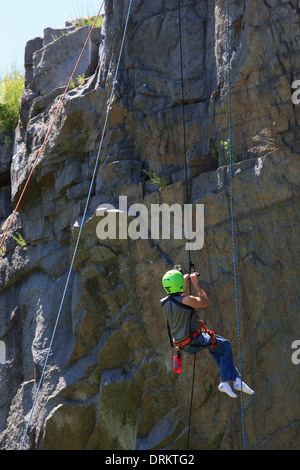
[0,0,300,450]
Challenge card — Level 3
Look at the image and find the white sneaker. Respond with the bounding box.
[218,382,238,398]
[233,377,255,395]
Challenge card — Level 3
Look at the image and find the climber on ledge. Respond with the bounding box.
[160,268,255,398]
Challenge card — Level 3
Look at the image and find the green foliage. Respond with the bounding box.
[0,232,26,255]
[220,139,239,164]
[74,15,104,29]
[143,168,168,190]
[69,73,86,90]
[76,73,85,85]
[9,232,27,247]
[4,134,13,147]
[51,32,65,42]
[0,65,24,132]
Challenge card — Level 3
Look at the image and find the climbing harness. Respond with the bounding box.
[227,0,246,451]
[175,320,217,351]
[163,293,217,352]
[19,0,133,450]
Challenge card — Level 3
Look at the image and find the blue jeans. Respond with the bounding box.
[184,332,239,382]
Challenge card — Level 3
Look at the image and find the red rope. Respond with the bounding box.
[0,1,105,251]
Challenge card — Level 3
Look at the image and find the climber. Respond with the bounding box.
[160,268,255,398]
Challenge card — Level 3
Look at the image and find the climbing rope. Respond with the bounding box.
[177,0,196,451]
[227,0,246,450]
[178,0,246,451]
[0,0,105,253]
[177,0,191,264]
[19,0,134,450]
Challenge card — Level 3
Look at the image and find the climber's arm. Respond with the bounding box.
[182,272,209,309]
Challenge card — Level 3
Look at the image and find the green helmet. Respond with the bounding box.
[162,270,185,294]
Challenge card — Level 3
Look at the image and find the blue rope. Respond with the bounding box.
[19,0,134,450]
[226,0,246,451]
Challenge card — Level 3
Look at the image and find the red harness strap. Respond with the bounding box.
[198,320,217,350]
[174,328,202,348]
[175,320,217,350]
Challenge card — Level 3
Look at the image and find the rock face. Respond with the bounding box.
[0,133,12,221]
[0,0,300,450]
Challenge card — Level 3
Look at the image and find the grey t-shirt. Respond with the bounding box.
[160,294,200,342]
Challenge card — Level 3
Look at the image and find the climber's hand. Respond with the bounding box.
[190,272,200,285]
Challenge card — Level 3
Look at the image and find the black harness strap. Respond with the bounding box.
[163,295,195,347]
[161,296,176,348]
[168,295,195,343]
[167,320,174,348]
[168,294,194,311]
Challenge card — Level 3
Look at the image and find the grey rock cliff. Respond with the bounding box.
[0,0,300,450]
